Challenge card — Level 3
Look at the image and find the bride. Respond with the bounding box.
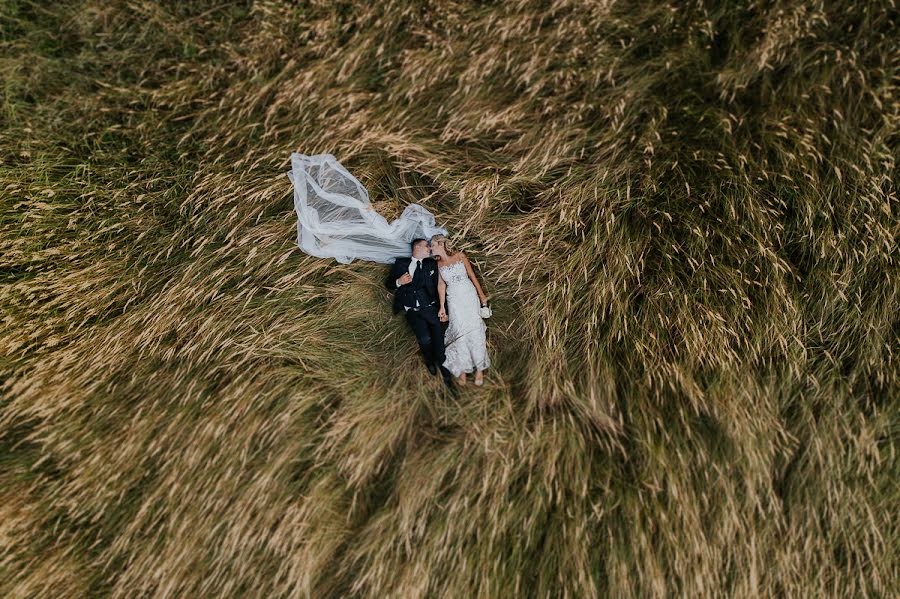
[430,235,491,386]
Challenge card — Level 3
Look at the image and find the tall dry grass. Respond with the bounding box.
[1,1,897,597]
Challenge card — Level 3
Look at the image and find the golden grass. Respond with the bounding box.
[1,1,897,597]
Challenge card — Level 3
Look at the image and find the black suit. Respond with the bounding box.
[386,256,452,385]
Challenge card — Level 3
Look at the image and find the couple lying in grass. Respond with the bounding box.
[289,152,491,391]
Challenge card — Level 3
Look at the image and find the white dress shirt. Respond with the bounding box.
[396,257,424,309]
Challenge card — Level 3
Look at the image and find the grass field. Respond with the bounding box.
[1,1,897,597]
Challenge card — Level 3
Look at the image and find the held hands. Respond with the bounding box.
[438,307,448,322]
[396,272,413,286]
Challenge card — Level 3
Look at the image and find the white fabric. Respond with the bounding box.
[287,152,448,264]
[439,260,490,376]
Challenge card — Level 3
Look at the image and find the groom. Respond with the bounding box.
[385,238,454,388]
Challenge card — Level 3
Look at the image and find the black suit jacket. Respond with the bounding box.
[385,256,439,314]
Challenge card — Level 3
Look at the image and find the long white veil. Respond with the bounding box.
[286,152,448,264]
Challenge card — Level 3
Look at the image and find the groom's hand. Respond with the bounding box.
[396,273,412,286]
[438,307,448,321]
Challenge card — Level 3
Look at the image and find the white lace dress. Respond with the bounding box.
[439,260,490,376]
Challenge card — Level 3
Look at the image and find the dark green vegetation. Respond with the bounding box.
[1,1,897,597]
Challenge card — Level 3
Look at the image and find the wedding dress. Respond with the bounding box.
[286,152,447,264]
[439,260,490,376]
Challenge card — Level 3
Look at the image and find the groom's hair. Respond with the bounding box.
[410,238,427,252]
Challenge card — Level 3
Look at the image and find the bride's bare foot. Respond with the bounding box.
[474,370,484,386]
[458,373,467,385]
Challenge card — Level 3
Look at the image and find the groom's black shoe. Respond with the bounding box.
[426,361,438,376]
[439,365,455,391]
[441,366,453,389]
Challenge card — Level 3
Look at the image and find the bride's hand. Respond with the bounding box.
[438,307,448,321]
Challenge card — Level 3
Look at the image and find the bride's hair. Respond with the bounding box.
[431,234,458,258]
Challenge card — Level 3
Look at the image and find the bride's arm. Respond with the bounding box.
[437,271,448,319]
[461,253,488,305]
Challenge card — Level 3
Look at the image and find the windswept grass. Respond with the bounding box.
[1,1,897,597]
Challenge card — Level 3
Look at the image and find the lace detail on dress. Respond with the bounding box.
[439,260,490,376]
